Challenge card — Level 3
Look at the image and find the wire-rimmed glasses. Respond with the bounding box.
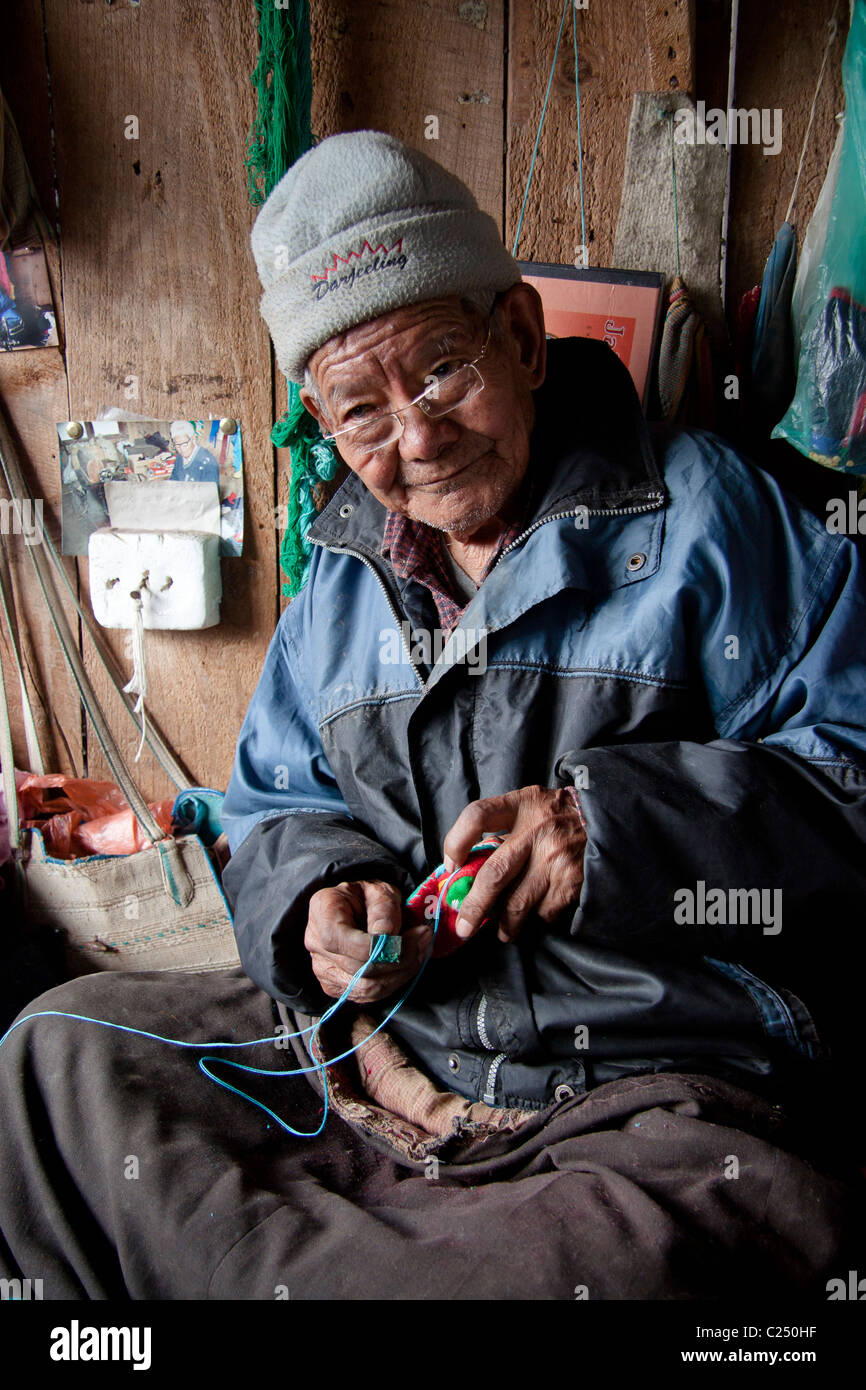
[320,324,492,456]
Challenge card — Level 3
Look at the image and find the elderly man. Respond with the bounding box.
[0,131,864,1304]
[168,420,221,485]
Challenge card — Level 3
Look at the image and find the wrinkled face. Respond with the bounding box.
[173,433,195,458]
[300,284,546,539]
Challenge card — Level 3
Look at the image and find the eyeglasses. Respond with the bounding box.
[320,324,492,456]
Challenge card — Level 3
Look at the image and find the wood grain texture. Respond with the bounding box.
[41,0,278,800]
[0,1,82,778]
[309,0,505,224]
[506,0,652,268]
[643,0,696,95]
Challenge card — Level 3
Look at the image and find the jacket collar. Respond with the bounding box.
[306,336,665,559]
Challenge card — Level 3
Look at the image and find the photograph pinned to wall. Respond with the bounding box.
[518,264,665,411]
[0,242,58,351]
[57,418,244,557]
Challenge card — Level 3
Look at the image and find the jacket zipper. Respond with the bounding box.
[311,492,665,688]
[476,993,507,1105]
[491,494,666,568]
[483,1051,507,1107]
[310,542,426,688]
[476,992,494,1049]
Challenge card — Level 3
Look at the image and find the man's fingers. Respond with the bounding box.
[495,865,549,942]
[442,793,519,872]
[453,836,532,940]
[310,952,421,1003]
[306,911,374,964]
[358,880,403,935]
[306,881,434,997]
[306,880,402,960]
[310,947,374,986]
[311,923,433,1002]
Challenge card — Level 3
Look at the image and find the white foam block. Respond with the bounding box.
[104,480,221,535]
[89,529,222,630]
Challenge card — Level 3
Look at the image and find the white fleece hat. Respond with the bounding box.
[250,130,523,384]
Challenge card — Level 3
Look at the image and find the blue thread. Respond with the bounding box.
[573,0,586,259]
[511,0,572,258]
[0,847,494,1139]
[667,110,681,277]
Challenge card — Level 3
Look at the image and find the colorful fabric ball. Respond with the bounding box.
[405,838,502,957]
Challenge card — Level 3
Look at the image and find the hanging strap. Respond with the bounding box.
[0,541,44,773]
[0,636,20,849]
[719,0,740,314]
[36,517,192,791]
[0,406,165,844]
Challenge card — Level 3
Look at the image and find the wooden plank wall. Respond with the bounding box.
[0,0,845,801]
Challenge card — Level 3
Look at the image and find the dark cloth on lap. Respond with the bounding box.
[0,967,861,1301]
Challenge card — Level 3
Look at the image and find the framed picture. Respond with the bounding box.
[57,417,244,557]
[518,263,665,410]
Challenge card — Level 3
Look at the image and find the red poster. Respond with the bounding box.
[519,264,665,409]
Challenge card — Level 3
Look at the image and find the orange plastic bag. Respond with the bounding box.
[17,775,127,822]
[18,774,175,859]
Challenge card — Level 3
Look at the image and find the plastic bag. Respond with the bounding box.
[18,774,174,859]
[774,1,866,472]
[790,118,845,344]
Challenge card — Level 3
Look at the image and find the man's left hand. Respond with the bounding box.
[441,785,587,945]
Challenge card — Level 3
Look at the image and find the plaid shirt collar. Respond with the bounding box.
[381,470,537,633]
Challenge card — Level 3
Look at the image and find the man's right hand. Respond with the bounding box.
[305,879,433,1003]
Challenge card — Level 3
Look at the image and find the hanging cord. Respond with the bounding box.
[512,0,572,257]
[0,543,44,773]
[719,0,740,315]
[667,111,682,277]
[37,519,191,789]
[572,0,587,261]
[785,1,842,225]
[0,848,495,1140]
[121,586,148,762]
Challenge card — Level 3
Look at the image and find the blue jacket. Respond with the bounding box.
[222,338,866,1112]
[171,445,220,485]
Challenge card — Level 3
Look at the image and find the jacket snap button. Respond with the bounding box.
[627,552,646,572]
[339,503,354,518]
[447,1052,460,1073]
[554,1084,575,1103]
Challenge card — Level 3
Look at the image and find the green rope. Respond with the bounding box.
[244,0,312,205]
[246,0,338,597]
[272,384,340,598]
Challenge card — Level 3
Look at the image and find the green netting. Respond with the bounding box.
[246,0,338,597]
